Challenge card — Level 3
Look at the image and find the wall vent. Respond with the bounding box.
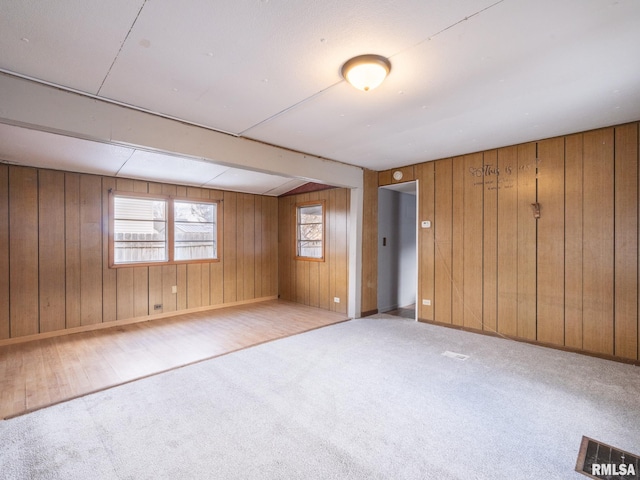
[576,436,639,479]
[442,351,469,361]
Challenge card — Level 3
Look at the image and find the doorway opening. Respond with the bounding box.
[377,181,418,320]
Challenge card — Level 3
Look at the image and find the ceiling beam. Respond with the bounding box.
[0,72,363,189]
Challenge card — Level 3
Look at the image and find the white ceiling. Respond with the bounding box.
[0,0,639,191]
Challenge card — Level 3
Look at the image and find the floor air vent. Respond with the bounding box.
[576,436,639,479]
[441,351,469,361]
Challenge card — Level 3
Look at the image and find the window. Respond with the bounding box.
[110,192,219,267]
[295,201,324,261]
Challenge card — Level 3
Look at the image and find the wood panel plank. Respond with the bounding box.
[38,170,66,333]
[614,123,638,359]
[497,146,518,337]
[278,196,292,301]
[266,196,278,297]
[451,156,465,326]
[9,166,39,337]
[254,196,264,298]
[209,189,224,305]
[482,150,498,333]
[536,137,565,346]
[102,177,117,323]
[516,143,537,340]
[309,261,320,307]
[564,134,583,350]
[223,191,237,303]
[133,267,149,317]
[417,162,435,321]
[148,266,163,314]
[187,264,202,308]
[64,173,81,329]
[0,165,10,339]
[434,159,453,325]
[463,154,483,330]
[176,264,187,310]
[78,175,103,324]
[116,270,134,320]
[242,194,255,300]
[162,265,177,313]
[582,128,614,355]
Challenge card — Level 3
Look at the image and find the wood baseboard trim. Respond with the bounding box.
[360,309,379,317]
[0,296,279,347]
[417,317,640,366]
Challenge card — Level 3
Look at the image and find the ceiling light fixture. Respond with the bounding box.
[341,54,391,92]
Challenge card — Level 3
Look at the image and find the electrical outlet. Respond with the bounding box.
[154,304,162,310]
[422,299,431,306]
[171,285,177,294]
[334,297,340,303]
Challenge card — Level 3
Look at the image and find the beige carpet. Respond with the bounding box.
[1,315,639,479]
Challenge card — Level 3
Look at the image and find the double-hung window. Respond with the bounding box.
[110,191,219,267]
[295,201,324,261]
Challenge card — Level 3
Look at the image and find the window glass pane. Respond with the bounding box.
[113,196,167,264]
[174,201,217,260]
[296,203,323,259]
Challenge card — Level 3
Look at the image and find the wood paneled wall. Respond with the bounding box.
[414,122,639,361]
[278,188,349,315]
[0,165,278,341]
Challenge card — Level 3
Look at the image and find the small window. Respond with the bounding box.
[174,200,217,261]
[113,195,168,264]
[110,191,219,267]
[296,201,324,261]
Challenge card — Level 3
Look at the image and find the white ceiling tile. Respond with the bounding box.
[203,168,300,196]
[263,179,309,197]
[245,0,640,168]
[98,0,499,134]
[0,124,132,175]
[0,0,145,93]
[117,150,230,186]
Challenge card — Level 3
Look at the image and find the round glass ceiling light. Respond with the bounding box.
[341,54,391,92]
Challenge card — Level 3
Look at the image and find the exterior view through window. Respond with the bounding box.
[113,196,167,264]
[296,202,324,260]
[111,193,218,266]
[174,200,217,261]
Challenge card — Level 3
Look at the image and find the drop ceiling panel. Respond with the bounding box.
[203,168,305,196]
[98,0,499,134]
[0,123,132,175]
[117,150,230,186]
[245,0,640,169]
[0,0,145,93]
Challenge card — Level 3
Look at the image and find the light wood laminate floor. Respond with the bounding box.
[0,300,348,420]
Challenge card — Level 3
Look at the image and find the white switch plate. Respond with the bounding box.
[422,299,431,306]
[172,285,178,294]
[334,297,340,303]
[421,220,431,228]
